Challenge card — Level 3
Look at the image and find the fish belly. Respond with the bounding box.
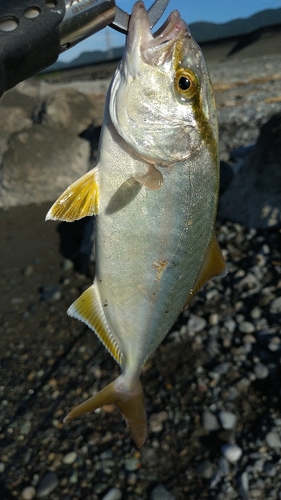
[96,126,218,372]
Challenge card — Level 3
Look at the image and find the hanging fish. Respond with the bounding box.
[46,0,227,447]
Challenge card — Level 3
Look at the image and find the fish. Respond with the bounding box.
[46,0,227,447]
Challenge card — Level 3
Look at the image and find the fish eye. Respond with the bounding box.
[174,68,198,100]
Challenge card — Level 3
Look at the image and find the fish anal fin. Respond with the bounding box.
[46,167,99,222]
[134,165,163,190]
[64,375,147,448]
[67,283,122,366]
[185,234,227,307]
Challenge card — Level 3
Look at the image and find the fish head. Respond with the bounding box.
[109,0,218,166]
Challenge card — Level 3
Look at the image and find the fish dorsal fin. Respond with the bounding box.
[134,165,163,190]
[68,283,123,366]
[185,234,227,307]
[46,167,99,222]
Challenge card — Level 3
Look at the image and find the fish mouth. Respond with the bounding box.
[127,1,189,66]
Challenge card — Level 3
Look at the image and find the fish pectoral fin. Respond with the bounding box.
[45,167,99,222]
[185,234,227,306]
[134,165,163,190]
[64,375,147,448]
[67,283,123,366]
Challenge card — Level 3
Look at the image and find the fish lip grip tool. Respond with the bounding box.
[0,0,170,95]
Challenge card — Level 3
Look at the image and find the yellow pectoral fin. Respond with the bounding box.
[46,167,99,222]
[185,235,227,307]
[67,283,123,366]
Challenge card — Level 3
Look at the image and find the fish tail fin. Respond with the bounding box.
[64,375,147,448]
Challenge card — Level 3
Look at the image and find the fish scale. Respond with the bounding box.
[46,1,227,447]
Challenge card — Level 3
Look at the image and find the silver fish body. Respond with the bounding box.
[46,1,227,447]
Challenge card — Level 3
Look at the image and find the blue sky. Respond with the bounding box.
[60,0,281,62]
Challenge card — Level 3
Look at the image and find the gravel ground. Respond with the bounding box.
[1,55,281,500]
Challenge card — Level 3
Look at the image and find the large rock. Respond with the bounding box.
[38,87,104,134]
[0,124,90,208]
[218,113,281,228]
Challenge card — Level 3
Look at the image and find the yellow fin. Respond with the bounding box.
[64,375,147,448]
[134,165,163,190]
[185,234,227,306]
[46,167,99,222]
[67,283,123,366]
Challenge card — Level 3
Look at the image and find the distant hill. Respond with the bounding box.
[190,7,281,43]
[44,7,281,72]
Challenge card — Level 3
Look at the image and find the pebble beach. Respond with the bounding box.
[0,52,281,499]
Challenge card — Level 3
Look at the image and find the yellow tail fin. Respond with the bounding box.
[64,375,147,448]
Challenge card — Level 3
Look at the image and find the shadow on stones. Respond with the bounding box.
[55,124,101,277]
[57,217,95,277]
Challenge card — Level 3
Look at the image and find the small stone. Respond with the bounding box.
[224,319,236,333]
[254,363,269,379]
[40,285,61,301]
[268,340,281,352]
[218,456,229,476]
[20,420,32,435]
[69,471,78,483]
[221,443,242,463]
[22,486,36,500]
[62,259,74,271]
[251,307,262,319]
[0,462,5,473]
[219,411,237,430]
[209,313,219,325]
[37,472,59,497]
[237,471,249,500]
[239,321,255,333]
[209,469,222,489]
[62,451,77,465]
[187,314,207,333]
[202,410,220,431]
[270,297,281,314]
[151,484,175,500]
[149,411,168,433]
[124,457,141,472]
[265,431,281,448]
[195,460,213,479]
[213,362,230,375]
[243,334,256,343]
[263,461,276,477]
[23,265,34,277]
[101,488,122,500]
